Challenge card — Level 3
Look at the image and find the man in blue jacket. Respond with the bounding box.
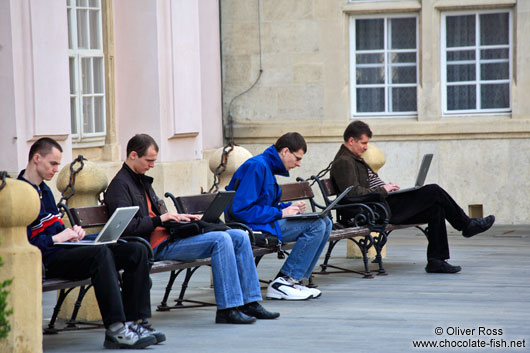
[226,132,332,300]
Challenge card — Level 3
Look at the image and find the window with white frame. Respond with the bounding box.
[350,15,418,117]
[67,0,106,145]
[441,10,512,114]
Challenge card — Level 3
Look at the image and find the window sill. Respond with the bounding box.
[342,0,421,15]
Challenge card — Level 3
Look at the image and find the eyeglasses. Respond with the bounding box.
[289,150,303,161]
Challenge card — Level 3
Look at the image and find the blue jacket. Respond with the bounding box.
[18,171,65,266]
[225,145,291,240]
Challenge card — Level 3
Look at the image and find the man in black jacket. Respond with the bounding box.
[330,120,495,273]
[105,134,279,324]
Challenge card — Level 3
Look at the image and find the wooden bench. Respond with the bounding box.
[42,203,219,333]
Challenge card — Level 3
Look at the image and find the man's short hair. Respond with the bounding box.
[343,120,372,141]
[28,137,63,162]
[274,132,307,154]
[126,134,159,158]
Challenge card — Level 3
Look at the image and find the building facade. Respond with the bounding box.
[221,0,530,224]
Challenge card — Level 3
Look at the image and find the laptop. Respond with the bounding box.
[200,191,235,222]
[285,186,353,220]
[390,154,433,195]
[56,206,139,246]
[163,191,235,227]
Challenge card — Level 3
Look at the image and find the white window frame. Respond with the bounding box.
[349,14,419,119]
[441,9,512,116]
[67,0,106,147]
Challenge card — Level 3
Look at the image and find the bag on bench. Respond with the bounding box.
[252,231,279,248]
[165,220,230,239]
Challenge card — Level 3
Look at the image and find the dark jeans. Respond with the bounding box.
[387,184,471,261]
[46,242,151,327]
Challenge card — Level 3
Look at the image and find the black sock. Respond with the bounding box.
[275,271,287,279]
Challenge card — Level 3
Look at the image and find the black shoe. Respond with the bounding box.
[240,302,280,320]
[463,215,495,238]
[425,259,462,273]
[215,308,256,324]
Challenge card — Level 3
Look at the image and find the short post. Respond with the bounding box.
[347,144,388,259]
[208,146,252,191]
[55,160,108,322]
[0,178,42,353]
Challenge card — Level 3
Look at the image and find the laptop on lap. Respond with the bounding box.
[390,154,433,195]
[285,186,353,220]
[55,206,139,246]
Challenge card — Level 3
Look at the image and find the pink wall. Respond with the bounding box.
[0,0,72,173]
[114,0,223,162]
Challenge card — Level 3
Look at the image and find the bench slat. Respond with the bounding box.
[280,181,314,202]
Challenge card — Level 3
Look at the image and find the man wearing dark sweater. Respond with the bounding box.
[330,121,495,273]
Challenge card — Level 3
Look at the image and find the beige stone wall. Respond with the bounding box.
[221,0,530,224]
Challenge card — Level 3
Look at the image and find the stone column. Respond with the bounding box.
[55,159,108,322]
[347,144,388,259]
[209,146,252,191]
[0,178,42,353]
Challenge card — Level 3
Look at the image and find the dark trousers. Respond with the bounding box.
[46,242,152,327]
[387,184,471,261]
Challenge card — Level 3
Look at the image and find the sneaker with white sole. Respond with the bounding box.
[104,324,156,349]
[266,276,313,300]
[293,281,321,299]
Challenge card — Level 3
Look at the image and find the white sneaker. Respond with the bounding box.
[293,282,321,299]
[266,277,313,300]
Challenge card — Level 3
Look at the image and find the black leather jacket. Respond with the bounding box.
[105,163,165,240]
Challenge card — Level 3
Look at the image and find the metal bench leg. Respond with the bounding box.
[44,288,75,334]
[174,266,201,306]
[319,240,340,273]
[351,235,374,279]
[66,285,93,328]
[157,269,183,311]
[372,232,388,275]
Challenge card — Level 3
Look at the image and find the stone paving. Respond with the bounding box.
[42,225,530,352]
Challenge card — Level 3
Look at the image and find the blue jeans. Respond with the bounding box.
[154,229,262,309]
[277,217,332,281]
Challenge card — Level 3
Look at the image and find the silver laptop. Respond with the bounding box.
[285,186,353,220]
[56,206,139,246]
[390,154,433,195]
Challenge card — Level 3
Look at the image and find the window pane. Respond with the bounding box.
[446,15,475,47]
[67,8,73,49]
[447,64,475,82]
[391,52,416,63]
[69,57,76,94]
[391,18,416,49]
[94,97,104,133]
[357,88,385,112]
[89,9,101,49]
[447,85,476,110]
[481,63,509,80]
[77,9,89,49]
[356,53,383,64]
[480,13,509,46]
[480,48,509,60]
[89,0,99,7]
[93,57,104,93]
[356,19,384,50]
[481,83,509,109]
[447,50,475,61]
[70,97,78,134]
[77,0,88,7]
[83,97,94,133]
[356,67,384,84]
[392,87,416,112]
[391,66,416,84]
[81,57,92,93]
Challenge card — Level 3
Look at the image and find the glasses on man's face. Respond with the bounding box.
[290,150,303,162]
